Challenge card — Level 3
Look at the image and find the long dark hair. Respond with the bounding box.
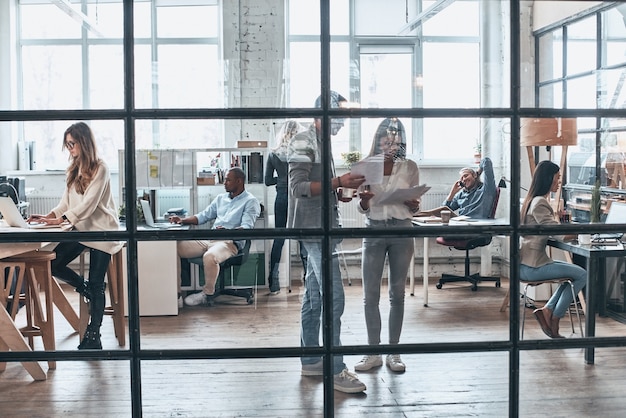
[64,122,100,195]
[367,117,407,160]
[520,160,560,223]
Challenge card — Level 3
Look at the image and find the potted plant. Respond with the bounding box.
[118,201,145,222]
[341,151,361,169]
[339,151,361,199]
[590,180,601,223]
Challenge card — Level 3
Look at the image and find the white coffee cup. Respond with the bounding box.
[578,234,592,245]
[440,210,452,224]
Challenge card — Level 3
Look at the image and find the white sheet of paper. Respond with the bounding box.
[350,155,384,185]
[377,184,431,205]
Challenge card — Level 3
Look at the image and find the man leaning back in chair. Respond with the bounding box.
[171,167,261,307]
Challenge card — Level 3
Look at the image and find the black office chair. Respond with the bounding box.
[435,187,501,291]
[183,240,255,304]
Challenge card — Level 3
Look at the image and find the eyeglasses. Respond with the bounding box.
[65,140,76,150]
[382,140,404,149]
[386,128,400,137]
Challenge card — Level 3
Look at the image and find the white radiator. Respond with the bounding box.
[28,190,447,224]
[26,191,206,218]
[339,191,448,228]
[421,191,448,210]
[25,195,58,214]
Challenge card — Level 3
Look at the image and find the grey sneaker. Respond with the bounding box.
[301,360,324,376]
[386,354,406,373]
[334,369,366,393]
[354,355,383,371]
[184,292,214,307]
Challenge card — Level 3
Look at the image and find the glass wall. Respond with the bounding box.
[2,1,626,416]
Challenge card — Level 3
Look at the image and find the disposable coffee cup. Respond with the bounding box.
[440,210,452,224]
[338,187,356,200]
[578,234,591,245]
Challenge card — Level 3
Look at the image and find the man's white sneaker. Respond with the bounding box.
[333,369,366,393]
[354,355,383,371]
[386,354,406,373]
[184,292,214,306]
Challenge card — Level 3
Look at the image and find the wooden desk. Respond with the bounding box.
[547,238,626,364]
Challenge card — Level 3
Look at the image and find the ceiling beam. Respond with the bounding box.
[398,0,456,35]
[49,0,105,38]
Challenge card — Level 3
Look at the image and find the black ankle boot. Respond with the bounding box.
[74,280,91,301]
[78,326,102,350]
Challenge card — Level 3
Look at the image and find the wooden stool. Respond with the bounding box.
[79,249,126,346]
[0,250,57,369]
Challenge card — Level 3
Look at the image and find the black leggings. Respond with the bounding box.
[51,242,111,328]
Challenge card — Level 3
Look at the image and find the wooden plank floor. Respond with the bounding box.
[2,278,626,417]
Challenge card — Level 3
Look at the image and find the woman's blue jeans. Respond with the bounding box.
[520,260,587,318]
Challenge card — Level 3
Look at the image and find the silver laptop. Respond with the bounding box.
[139,199,183,229]
[596,201,626,239]
[0,196,60,229]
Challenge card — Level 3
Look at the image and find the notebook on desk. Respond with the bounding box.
[0,196,63,229]
[140,199,184,229]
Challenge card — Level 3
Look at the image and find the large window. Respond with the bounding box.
[286,0,491,163]
[15,0,221,170]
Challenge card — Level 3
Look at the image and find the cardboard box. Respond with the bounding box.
[197,176,216,185]
[237,140,267,148]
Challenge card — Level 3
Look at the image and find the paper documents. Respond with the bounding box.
[377,184,431,205]
[350,155,384,185]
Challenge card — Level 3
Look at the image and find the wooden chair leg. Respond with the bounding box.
[50,279,80,332]
[500,288,510,312]
[577,290,587,316]
[1,262,28,320]
[26,262,56,369]
[106,251,125,347]
[0,308,47,380]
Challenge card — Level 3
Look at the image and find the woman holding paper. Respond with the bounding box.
[354,118,420,373]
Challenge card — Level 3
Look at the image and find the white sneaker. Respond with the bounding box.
[386,354,406,373]
[301,360,324,376]
[333,369,366,393]
[184,292,213,306]
[354,355,383,371]
[178,296,183,309]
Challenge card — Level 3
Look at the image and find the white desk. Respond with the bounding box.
[410,218,504,306]
[122,239,179,316]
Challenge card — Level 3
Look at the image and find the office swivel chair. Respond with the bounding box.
[184,240,255,304]
[435,187,501,291]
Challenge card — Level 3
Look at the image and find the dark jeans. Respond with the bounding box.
[268,190,308,288]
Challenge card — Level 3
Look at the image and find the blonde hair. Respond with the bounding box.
[274,120,303,153]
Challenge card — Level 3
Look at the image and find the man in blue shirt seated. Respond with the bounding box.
[443,157,496,219]
[414,157,496,219]
[172,167,261,306]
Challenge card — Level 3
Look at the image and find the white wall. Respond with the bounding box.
[532,1,602,31]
